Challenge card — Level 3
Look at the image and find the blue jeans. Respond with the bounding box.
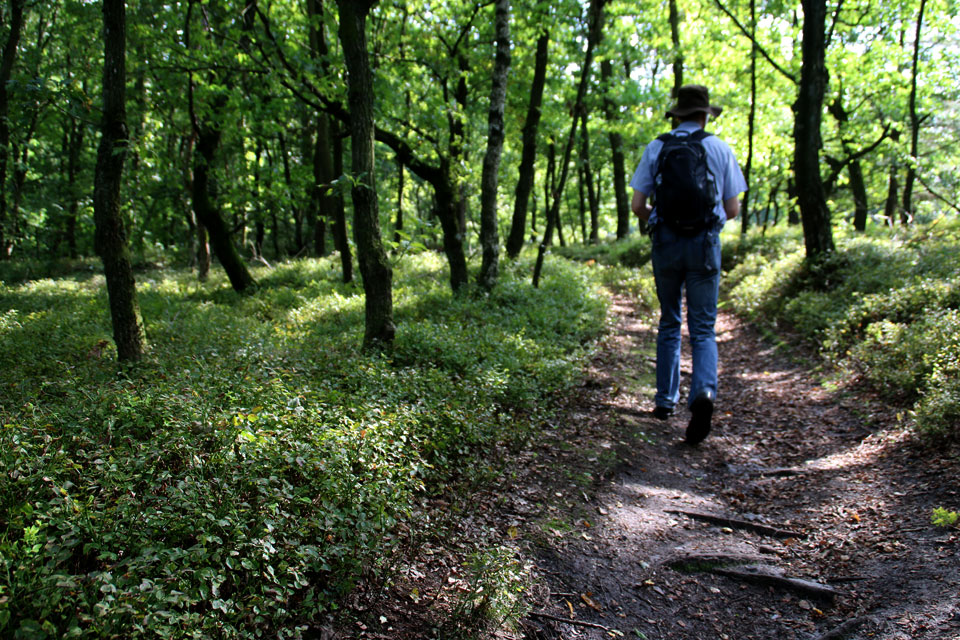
[651,224,722,410]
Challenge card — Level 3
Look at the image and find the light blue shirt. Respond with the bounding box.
[629,121,747,228]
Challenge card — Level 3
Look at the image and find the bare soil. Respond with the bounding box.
[333,294,960,640]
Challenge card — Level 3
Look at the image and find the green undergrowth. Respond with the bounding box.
[0,252,608,639]
[723,219,960,439]
[553,237,658,307]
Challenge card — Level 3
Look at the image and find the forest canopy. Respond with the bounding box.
[0,0,957,277]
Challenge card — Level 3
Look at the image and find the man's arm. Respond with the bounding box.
[633,190,652,222]
[723,196,740,220]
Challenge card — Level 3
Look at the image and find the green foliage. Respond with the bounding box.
[443,547,530,639]
[0,253,607,639]
[724,220,960,439]
[553,237,659,307]
[931,507,959,528]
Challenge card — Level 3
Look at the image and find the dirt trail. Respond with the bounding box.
[343,294,959,640]
[518,295,960,640]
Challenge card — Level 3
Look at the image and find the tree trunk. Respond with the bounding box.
[581,112,599,244]
[884,164,898,225]
[668,0,683,97]
[196,223,210,280]
[532,148,562,289]
[312,117,329,256]
[307,0,336,257]
[478,0,511,289]
[577,161,587,242]
[191,98,257,293]
[278,131,304,254]
[849,159,869,231]
[826,94,871,232]
[65,115,84,258]
[600,59,630,239]
[331,118,353,283]
[0,0,25,258]
[185,0,256,292]
[902,0,926,223]
[394,155,403,243]
[452,55,470,243]
[742,0,757,234]
[506,30,549,258]
[793,0,834,258]
[94,0,146,362]
[436,167,470,290]
[337,0,395,349]
[534,0,606,286]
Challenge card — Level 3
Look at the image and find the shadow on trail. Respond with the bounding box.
[520,305,960,640]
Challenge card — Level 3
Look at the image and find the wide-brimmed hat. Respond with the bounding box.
[665,84,723,119]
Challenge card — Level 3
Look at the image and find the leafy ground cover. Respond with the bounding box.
[722,218,960,440]
[0,253,608,639]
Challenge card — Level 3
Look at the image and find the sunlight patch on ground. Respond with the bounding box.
[610,482,720,532]
[734,368,799,383]
[800,428,909,472]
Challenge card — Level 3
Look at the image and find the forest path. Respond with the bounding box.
[514,294,960,640]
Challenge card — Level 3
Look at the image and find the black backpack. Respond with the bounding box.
[653,129,718,235]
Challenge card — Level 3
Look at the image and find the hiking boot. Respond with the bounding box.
[685,391,714,445]
[652,405,675,420]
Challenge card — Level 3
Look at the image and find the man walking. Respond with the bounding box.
[629,85,746,445]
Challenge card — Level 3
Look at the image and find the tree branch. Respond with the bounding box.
[256,2,443,188]
[914,172,960,215]
[823,125,891,186]
[712,0,797,84]
[826,0,844,48]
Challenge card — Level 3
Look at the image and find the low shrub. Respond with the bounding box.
[0,251,608,638]
[724,220,960,439]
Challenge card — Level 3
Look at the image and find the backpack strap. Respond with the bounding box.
[690,129,712,142]
[658,129,712,143]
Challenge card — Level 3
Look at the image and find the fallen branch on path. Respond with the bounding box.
[528,611,612,632]
[755,466,807,477]
[712,565,840,601]
[666,509,805,539]
[667,550,770,570]
[813,616,873,640]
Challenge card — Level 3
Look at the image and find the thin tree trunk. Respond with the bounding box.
[186,0,256,292]
[742,0,757,234]
[581,112,599,244]
[600,59,629,239]
[312,118,329,256]
[278,131,304,254]
[394,155,404,243]
[506,30,548,258]
[668,0,683,97]
[0,0,25,258]
[307,0,335,257]
[331,118,353,282]
[849,159,869,231]
[337,0,395,349]
[884,164,899,225]
[534,0,606,287]
[196,224,210,279]
[902,0,926,224]
[764,181,780,233]
[794,0,834,258]
[65,115,85,258]
[478,0,511,289]
[191,98,257,292]
[94,0,146,362]
[577,162,587,242]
